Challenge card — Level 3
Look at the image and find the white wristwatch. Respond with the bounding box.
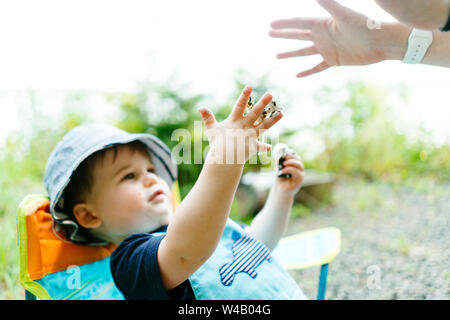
[402,28,433,64]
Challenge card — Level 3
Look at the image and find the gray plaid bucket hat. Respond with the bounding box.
[43,123,177,246]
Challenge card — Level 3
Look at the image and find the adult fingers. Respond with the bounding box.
[270,17,321,30]
[277,45,318,59]
[230,86,253,121]
[198,107,217,129]
[269,29,313,41]
[296,60,330,78]
[317,0,348,17]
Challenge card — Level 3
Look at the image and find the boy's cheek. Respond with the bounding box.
[101,204,149,235]
[99,188,143,217]
[100,183,172,233]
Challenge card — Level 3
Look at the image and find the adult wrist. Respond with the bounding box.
[380,23,411,61]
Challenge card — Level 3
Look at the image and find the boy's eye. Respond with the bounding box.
[122,173,135,180]
[147,167,155,173]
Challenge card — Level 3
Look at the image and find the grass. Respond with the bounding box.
[0,175,45,300]
[0,192,24,299]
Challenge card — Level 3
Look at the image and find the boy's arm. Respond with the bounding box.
[159,158,244,289]
[246,154,304,250]
[246,186,295,250]
[157,87,282,290]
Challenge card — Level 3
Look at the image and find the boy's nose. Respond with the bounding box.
[143,172,158,187]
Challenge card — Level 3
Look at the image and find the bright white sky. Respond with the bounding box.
[0,0,449,149]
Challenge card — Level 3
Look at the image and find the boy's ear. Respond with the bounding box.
[73,203,102,229]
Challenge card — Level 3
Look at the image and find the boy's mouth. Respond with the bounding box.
[149,189,165,202]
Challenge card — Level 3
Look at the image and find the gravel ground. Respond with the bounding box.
[285,178,450,300]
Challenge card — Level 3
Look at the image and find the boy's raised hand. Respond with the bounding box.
[198,86,283,165]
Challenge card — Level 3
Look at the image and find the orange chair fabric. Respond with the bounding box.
[25,183,180,281]
[25,199,116,280]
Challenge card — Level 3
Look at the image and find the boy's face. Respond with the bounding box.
[86,145,173,241]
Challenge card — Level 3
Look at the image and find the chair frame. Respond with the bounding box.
[25,263,330,300]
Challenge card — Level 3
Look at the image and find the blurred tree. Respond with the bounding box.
[309,81,449,182]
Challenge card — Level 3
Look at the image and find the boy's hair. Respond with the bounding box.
[62,141,150,232]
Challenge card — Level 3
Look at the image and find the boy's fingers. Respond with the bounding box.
[283,154,302,162]
[256,141,272,154]
[231,86,253,120]
[198,107,217,129]
[280,167,305,181]
[256,111,283,135]
[246,94,273,125]
[281,158,304,171]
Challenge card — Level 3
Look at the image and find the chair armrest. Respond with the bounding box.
[272,227,341,270]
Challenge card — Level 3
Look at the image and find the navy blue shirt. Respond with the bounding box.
[110,225,195,300]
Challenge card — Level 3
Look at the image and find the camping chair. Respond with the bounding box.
[17,182,340,300]
[272,227,341,300]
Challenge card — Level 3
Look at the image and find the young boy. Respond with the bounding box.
[44,86,307,300]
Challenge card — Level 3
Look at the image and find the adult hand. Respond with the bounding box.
[269,0,409,78]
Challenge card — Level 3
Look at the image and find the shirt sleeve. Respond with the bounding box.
[110,232,171,300]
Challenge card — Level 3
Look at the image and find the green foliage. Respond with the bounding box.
[108,84,207,198]
[0,94,87,299]
[291,203,312,219]
[0,182,28,299]
[307,81,449,182]
[229,197,253,225]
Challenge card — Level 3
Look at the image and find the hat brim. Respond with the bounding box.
[49,131,177,245]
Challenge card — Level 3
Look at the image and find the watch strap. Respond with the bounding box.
[441,9,450,31]
[402,29,433,64]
